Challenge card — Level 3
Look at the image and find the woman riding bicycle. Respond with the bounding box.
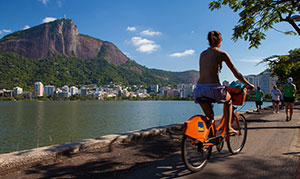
[193,31,254,135]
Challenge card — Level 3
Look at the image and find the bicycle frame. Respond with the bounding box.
[205,111,241,146]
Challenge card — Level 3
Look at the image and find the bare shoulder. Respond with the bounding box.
[216,49,230,61]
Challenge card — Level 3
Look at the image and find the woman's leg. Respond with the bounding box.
[199,102,214,120]
[272,102,275,113]
[223,92,236,134]
[276,102,279,113]
[290,103,294,120]
[285,102,289,121]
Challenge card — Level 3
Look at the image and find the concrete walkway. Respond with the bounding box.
[1,104,300,178]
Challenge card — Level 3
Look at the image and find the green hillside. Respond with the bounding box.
[0,52,198,91]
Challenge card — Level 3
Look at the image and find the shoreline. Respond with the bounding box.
[0,104,277,173]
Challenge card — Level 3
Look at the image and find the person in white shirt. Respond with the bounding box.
[271,85,282,114]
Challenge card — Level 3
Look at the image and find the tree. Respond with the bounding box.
[261,48,300,88]
[209,0,300,48]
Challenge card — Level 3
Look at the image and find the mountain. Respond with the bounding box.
[0,19,129,66]
[0,19,198,90]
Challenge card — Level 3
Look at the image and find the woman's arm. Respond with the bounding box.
[222,52,254,89]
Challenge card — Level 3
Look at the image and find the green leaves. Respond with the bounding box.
[209,0,300,48]
[266,48,300,87]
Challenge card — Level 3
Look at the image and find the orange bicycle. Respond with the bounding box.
[181,93,247,172]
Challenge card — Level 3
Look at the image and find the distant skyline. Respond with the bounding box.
[0,0,299,83]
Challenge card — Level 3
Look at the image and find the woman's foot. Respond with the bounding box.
[228,128,239,135]
[286,116,289,121]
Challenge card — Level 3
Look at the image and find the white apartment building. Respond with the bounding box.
[70,86,78,96]
[34,82,44,97]
[160,86,172,96]
[182,84,195,98]
[44,85,55,96]
[149,85,159,94]
[137,89,147,94]
[245,75,260,89]
[14,87,23,97]
[245,70,278,93]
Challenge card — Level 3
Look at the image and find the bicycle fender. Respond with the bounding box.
[182,115,210,143]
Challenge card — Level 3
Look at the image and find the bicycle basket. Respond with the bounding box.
[227,81,247,106]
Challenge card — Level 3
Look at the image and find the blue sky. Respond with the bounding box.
[0,0,299,83]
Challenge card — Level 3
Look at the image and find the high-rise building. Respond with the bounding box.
[70,86,78,96]
[44,85,55,96]
[34,82,44,97]
[13,87,23,97]
[245,75,260,88]
[149,85,159,95]
[245,70,278,93]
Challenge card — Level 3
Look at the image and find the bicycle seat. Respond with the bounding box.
[196,97,216,103]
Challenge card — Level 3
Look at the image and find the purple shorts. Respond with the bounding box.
[193,83,227,104]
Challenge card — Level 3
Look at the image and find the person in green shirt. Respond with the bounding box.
[283,77,297,121]
[255,86,264,114]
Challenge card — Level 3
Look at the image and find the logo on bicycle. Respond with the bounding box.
[198,122,204,132]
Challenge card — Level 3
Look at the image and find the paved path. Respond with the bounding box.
[1,106,300,179]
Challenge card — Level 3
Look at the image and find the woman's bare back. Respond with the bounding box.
[198,48,224,84]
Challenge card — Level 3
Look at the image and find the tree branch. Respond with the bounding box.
[286,18,300,35]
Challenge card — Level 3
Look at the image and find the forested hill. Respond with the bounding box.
[0,19,198,90]
[0,52,198,91]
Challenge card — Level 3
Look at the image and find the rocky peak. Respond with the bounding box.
[0,19,129,65]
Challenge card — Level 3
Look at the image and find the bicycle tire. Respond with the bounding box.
[227,113,247,154]
[181,133,212,172]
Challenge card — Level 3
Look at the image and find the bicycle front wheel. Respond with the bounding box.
[181,135,212,172]
[227,113,247,154]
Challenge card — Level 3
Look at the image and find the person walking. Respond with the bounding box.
[283,77,297,121]
[271,85,282,114]
[255,87,264,114]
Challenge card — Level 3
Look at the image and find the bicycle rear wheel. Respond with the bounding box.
[181,135,212,172]
[227,113,247,154]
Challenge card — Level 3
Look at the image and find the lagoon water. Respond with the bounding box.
[0,101,271,154]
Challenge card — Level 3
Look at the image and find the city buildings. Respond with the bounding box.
[44,85,55,96]
[0,68,281,101]
[13,87,23,98]
[70,86,78,96]
[34,82,44,97]
[245,70,278,93]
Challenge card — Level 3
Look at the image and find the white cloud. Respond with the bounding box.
[3,29,11,33]
[127,26,136,32]
[170,49,195,57]
[131,36,159,53]
[42,17,57,23]
[40,0,48,5]
[140,29,162,36]
[23,25,30,30]
[238,58,263,63]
